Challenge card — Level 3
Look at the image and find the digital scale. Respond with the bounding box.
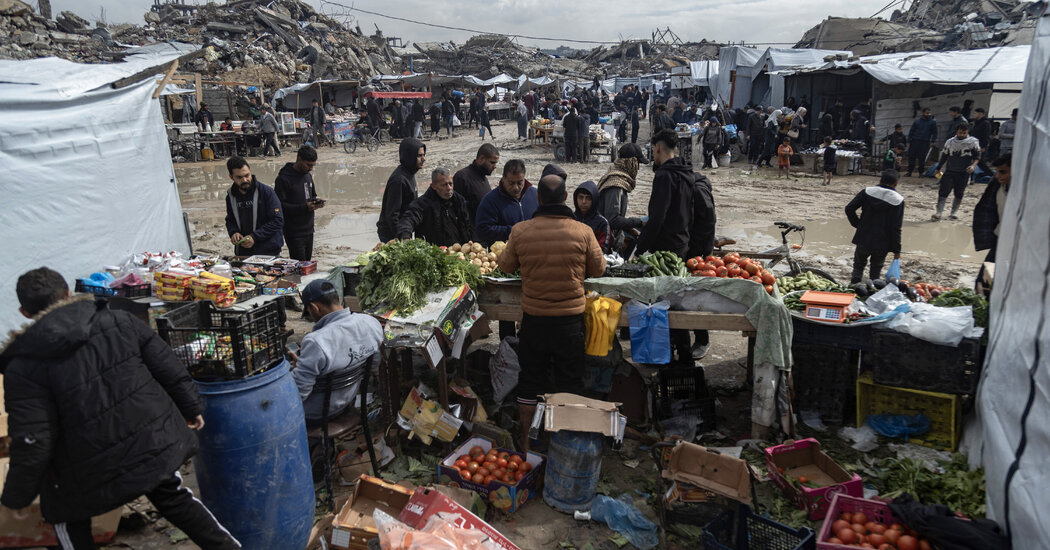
[800,291,856,324]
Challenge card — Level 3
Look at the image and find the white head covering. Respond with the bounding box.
[766,109,783,126]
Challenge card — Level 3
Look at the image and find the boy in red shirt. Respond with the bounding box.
[777,137,793,179]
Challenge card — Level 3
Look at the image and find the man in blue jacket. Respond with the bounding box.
[905,108,938,177]
[474,159,537,245]
[224,156,284,256]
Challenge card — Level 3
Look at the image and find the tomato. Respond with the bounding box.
[852,523,868,535]
[521,462,533,472]
[840,512,852,522]
[705,255,718,263]
[716,266,729,277]
[750,275,763,283]
[764,284,774,294]
[760,271,776,285]
[879,545,893,550]
[498,451,510,460]
[827,538,842,545]
[837,528,857,545]
[486,449,499,459]
[460,469,473,479]
[467,462,480,473]
[724,253,740,264]
[832,520,851,534]
[483,475,494,485]
[870,523,886,535]
[698,269,717,277]
[860,544,875,549]
[852,513,869,525]
[503,473,516,483]
[919,540,932,550]
[897,535,919,550]
[496,457,508,468]
[509,454,522,464]
[884,529,901,544]
[469,446,484,457]
[744,263,761,276]
[454,459,468,469]
[515,471,525,481]
[686,258,700,270]
[472,473,485,483]
[727,263,742,277]
[478,467,490,477]
[797,475,809,484]
[458,455,470,463]
[506,461,519,472]
[709,258,725,268]
[868,533,887,547]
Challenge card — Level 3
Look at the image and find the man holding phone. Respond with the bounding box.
[275,145,325,261]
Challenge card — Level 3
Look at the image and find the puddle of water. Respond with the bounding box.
[317,213,381,253]
[720,218,976,263]
[174,160,392,205]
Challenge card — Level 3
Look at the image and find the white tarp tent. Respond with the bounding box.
[773,46,1031,85]
[748,47,852,108]
[689,60,718,88]
[0,44,192,336]
[977,12,1050,546]
[714,45,763,107]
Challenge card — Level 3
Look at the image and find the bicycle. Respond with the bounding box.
[340,124,376,153]
[760,221,839,283]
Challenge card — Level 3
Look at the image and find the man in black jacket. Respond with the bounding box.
[973,154,1010,293]
[747,106,765,165]
[970,108,993,179]
[224,156,284,256]
[410,99,425,139]
[0,268,240,550]
[275,145,325,260]
[377,138,426,242]
[562,108,580,163]
[453,143,499,222]
[366,96,382,131]
[396,167,474,246]
[687,171,717,360]
[636,129,694,257]
[308,99,328,146]
[845,170,904,284]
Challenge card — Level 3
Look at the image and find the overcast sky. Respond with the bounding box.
[43,0,897,48]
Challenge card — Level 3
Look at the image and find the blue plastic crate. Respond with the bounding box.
[75,279,152,298]
[703,504,815,550]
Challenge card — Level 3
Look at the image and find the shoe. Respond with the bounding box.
[905,172,913,177]
[931,213,942,220]
[949,214,959,220]
[691,343,709,360]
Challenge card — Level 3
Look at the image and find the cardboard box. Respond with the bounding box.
[536,393,626,442]
[437,436,544,514]
[398,487,521,550]
[661,441,753,505]
[765,438,862,520]
[330,474,415,550]
[0,458,121,547]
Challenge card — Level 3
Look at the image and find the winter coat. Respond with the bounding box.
[819,113,834,140]
[702,124,724,147]
[597,157,644,251]
[195,108,214,127]
[377,138,425,242]
[453,162,493,222]
[971,117,992,149]
[882,131,908,150]
[293,309,383,421]
[411,101,425,125]
[396,188,475,247]
[972,180,1002,252]
[637,156,695,257]
[845,185,905,254]
[850,113,871,141]
[998,119,1016,150]
[687,173,717,259]
[497,204,606,316]
[442,100,456,117]
[274,162,317,238]
[0,296,203,523]
[562,112,580,140]
[935,136,981,173]
[908,116,938,143]
[747,112,765,136]
[947,115,969,138]
[573,181,611,253]
[367,99,382,129]
[309,105,326,129]
[474,179,539,246]
[225,177,285,255]
[259,110,280,133]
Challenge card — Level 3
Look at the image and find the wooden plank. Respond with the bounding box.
[152,59,179,99]
[111,49,205,90]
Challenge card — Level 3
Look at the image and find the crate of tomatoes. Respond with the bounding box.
[438,436,545,513]
[684,252,778,295]
[818,493,932,550]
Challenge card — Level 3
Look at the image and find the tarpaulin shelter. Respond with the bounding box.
[976,11,1050,546]
[689,60,719,88]
[0,42,195,336]
[714,45,764,107]
[272,79,360,110]
[746,47,852,108]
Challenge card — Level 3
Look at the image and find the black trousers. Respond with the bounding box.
[748,134,764,163]
[631,121,639,144]
[262,132,280,156]
[564,137,579,162]
[939,172,969,199]
[851,245,889,284]
[52,471,240,550]
[285,234,314,261]
[516,313,585,402]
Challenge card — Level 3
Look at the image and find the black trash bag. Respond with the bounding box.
[888,493,1009,550]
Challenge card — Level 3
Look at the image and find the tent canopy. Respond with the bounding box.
[773,46,1031,85]
[689,60,718,87]
[364,91,431,99]
[746,47,852,77]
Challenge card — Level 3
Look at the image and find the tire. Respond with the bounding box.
[377,129,392,143]
[554,145,566,162]
[343,140,357,154]
[366,137,379,152]
[792,265,838,284]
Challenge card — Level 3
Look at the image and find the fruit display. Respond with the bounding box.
[685,252,777,294]
[822,510,933,550]
[632,251,687,276]
[451,445,534,489]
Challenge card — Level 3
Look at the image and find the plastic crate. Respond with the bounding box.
[790,315,874,351]
[234,284,261,303]
[703,503,816,550]
[791,343,858,425]
[156,300,284,381]
[298,260,318,275]
[856,373,962,451]
[816,494,899,550]
[870,329,983,395]
[75,279,152,298]
[653,366,717,432]
[605,263,652,278]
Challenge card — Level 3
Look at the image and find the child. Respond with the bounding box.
[822,136,836,186]
[574,180,610,253]
[845,169,905,284]
[777,136,793,179]
[884,143,905,171]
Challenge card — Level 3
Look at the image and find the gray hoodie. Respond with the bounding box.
[292,309,383,420]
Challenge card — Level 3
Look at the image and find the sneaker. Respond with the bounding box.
[949,214,959,220]
[931,213,942,220]
[905,172,913,177]
[691,343,710,360]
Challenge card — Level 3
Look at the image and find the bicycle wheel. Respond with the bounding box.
[366,137,379,152]
[343,139,357,154]
[790,264,839,284]
[377,129,392,143]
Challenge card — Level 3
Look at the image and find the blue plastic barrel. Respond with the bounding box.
[193,361,314,549]
[543,430,604,513]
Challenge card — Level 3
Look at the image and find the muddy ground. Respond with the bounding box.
[95,119,984,549]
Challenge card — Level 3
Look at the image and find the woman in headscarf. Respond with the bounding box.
[789,106,808,149]
[516,100,529,141]
[760,109,783,168]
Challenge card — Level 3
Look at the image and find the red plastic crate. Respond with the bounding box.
[765,438,863,520]
[817,494,900,550]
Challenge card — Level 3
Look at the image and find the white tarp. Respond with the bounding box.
[689,60,718,87]
[977,13,1050,546]
[0,52,191,336]
[775,46,1031,85]
[713,45,764,107]
[748,48,852,107]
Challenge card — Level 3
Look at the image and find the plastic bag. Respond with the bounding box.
[865,284,911,315]
[885,258,901,280]
[452,115,462,127]
[488,337,520,403]
[885,302,975,346]
[867,413,931,441]
[590,494,659,550]
[585,295,623,357]
[373,508,495,550]
[626,300,671,364]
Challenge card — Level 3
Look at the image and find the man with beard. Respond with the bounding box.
[274,145,325,261]
[397,167,474,246]
[453,144,500,222]
[224,156,284,256]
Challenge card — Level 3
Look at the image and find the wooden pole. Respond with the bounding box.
[195,73,202,108]
[152,59,179,99]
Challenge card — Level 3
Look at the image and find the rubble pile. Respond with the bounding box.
[577,40,721,74]
[413,34,591,79]
[796,0,1038,55]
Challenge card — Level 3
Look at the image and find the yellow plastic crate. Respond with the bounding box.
[856,373,961,451]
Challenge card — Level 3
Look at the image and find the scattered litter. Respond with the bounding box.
[800,410,828,432]
[839,425,880,452]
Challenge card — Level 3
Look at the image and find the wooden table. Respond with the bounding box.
[530,126,552,145]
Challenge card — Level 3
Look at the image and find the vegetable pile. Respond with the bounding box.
[930,288,989,328]
[777,272,852,294]
[876,454,986,519]
[443,240,505,275]
[357,239,483,314]
[686,253,777,294]
[823,510,932,549]
[632,251,687,276]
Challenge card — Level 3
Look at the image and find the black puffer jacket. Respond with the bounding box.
[377,138,425,241]
[637,156,695,257]
[687,173,717,259]
[845,185,905,254]
[396,188,475,246]
[972,180,1001,252]
[0,297,202,523]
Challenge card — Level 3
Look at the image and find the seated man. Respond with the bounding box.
[396,167,475,246]
[289,280,383,425]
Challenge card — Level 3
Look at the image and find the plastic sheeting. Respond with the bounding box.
[977,13,1050,546]
[774,46,1031,85]
[0,58,191,336]
[689,60,718,87]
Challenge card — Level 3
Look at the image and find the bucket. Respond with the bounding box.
[193,361,314,549]
[718,154,731,166]
[201,147,214,161]
[543,430,604,513]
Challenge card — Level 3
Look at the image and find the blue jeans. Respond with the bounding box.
[444,114,454,135]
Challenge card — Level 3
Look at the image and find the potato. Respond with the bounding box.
[472,259,483,266]
[483,261,491,268]
[451,244,461,252]
[488,252,497,262]
[472,243,484,253]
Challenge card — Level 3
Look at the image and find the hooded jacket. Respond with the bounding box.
[0,296,203,523]
[747,111,765,135]
[687,173,717,259]
[574,181,611,253]
[377,138,425,242]
[845,185,905,254]
[396,188,475,247]
[474,179,538,246]
[973,180,1003,253]
[908,115,938,143]
[637,156,695,257]
[453,161,493,221]
[597,157,644,250]
[274,162,317,238]
[225,177,285,255]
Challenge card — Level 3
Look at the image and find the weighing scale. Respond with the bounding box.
[799,291,855,324]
